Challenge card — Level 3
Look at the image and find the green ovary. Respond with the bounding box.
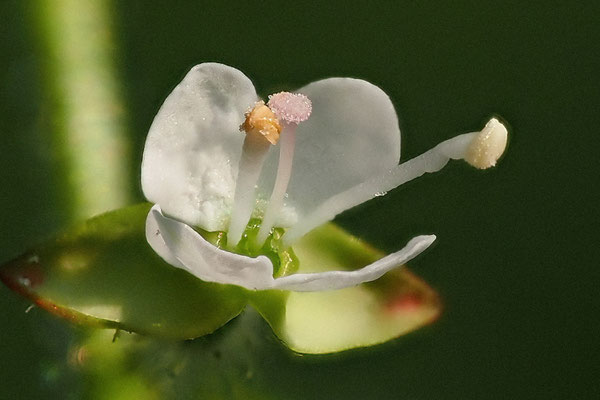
[195,218,300,279]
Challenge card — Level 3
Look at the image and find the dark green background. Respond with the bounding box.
[1,1,598,399]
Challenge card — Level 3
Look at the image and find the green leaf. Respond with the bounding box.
[250,224,441,354]
[0,203,246,339]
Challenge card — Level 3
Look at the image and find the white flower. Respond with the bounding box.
[141,63,507,292]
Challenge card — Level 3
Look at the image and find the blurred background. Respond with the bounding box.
[1,0,598,398]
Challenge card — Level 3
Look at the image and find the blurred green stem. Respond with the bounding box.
[34,0,132,221]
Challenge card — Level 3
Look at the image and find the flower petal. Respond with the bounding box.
[270,235,435,291]
[141,63,258,231]
[147,205,275,290]
[145,206,184,269]
[149,205,434,293]
[258,78,400,231]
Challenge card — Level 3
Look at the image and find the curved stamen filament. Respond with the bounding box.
[227,133,271,247]
[256,123,297,245]
[282,118,507,247]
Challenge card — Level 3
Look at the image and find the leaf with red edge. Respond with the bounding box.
[0,203,247,339]
[250,223,441,354]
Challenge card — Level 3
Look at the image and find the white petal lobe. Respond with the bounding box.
[271,235,436,291]
[145,208,185,269]
[147,205,275,290]
[257,78,401,229]
[148,206,435,292]
[141,63,258,231]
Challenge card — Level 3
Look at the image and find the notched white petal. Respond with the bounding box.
[147,205,274,290]
[149,205,435,293]
[271,234,436,292]
[141,63,259,232]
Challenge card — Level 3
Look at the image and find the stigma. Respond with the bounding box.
[267,92,312,124]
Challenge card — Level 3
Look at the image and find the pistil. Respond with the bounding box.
[229,92,311,248]
[256,92,312,245]
[227,102,281,247]
[256,122,297,244]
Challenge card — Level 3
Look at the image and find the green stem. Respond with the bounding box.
[33,0,132,221]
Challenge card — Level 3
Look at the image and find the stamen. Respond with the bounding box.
[228,102,281,247]
[256,92,312,245]
[464,118,508,169]
[282,118,508,246]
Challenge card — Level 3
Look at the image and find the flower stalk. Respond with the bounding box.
[33,0,132,221]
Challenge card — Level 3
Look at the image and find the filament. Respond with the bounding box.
[227,134,271,247]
